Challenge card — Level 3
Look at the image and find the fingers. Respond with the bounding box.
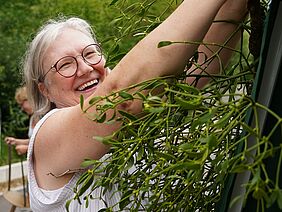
[4,137,29,155]
[15,145,28,155]
[4,137,16,145]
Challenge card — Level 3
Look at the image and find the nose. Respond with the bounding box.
[75,56,93,77]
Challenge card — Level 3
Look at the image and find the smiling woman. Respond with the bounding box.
[22,0,248,211]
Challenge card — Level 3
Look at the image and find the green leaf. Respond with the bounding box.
[119,190,133,210]
[65,199,72,212]
[156,151,176,161]
[124,156,134,171]
[102,101,114,109]
[137,147,144,161]
[118,110,137,121]
[250,168,261,186]
[85,196,89,208]
[101,36,116,43]
[119,91,133,100]
[76,171,89,186]
[231,164,249,173]
[171,161,201,171]
[109,52,126,62]
[135,92,146,100]
[191,110,215,130]
[176,83,200,95]
[80,95,84,110]
[109,0,119,6]
[93,135,112,145]
[252,187,267,200]
[97,113,106,123]
[111,43,120,54]
[81,159,97,168]
[88,96,102,105]
[179,143,192,151]
[214,110,234,129]
[78,174,94,196]
[147,95,162,103]
[148,107,164,113]
[175,96,202,110]
[158,41,172,48]
[200,134,218,150]
[267,188,279,208]
[184,151,204,159]
[140,80,162,90]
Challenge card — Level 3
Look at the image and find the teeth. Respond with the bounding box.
[78,79,98,91]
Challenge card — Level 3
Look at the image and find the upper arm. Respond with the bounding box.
[34,106,115,176]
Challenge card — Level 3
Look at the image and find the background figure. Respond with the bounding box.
[24,0,248,211]
[5,86,36,155]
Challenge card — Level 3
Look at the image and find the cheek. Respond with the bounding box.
[47,78,74,99]
[50,75,73,88]
[97,60,108,76]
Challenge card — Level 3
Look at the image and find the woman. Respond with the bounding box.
[24,0,248,211]
[5,86,36,155]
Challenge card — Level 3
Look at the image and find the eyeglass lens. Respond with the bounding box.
[56,44,102,78]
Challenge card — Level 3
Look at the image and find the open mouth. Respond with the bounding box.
[77,79,99,91]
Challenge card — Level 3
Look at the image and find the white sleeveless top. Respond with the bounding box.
[28,115,34,138]
[27,109,121,212]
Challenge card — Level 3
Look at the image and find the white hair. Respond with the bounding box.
[23,16,98,119]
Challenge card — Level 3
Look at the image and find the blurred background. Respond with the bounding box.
[0,0,173,165]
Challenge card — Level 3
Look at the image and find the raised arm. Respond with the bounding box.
[100,0,228,94]
[186,0,248,88]
[80,0,231,157]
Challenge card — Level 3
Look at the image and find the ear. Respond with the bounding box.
[38,82,49,99]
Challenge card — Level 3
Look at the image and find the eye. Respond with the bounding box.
[84,49,99,59]
[57,57,75,71]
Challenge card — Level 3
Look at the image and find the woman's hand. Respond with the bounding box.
[5,137,29,146]
[15,144,28,155]
[5,136,17,145]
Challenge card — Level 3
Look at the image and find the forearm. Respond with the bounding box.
[187,0,248,87]
[98,0,227,96]
[6,137,30,145]
[75,0,228,136]
[16,138,30,145]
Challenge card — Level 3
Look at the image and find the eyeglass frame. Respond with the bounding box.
[39,43,103,82]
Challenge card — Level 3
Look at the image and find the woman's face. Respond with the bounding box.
[38,28,107,108]
[20,99,33,115]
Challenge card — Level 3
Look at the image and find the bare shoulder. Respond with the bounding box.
[32,106,110,189]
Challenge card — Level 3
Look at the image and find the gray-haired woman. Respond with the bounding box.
[24,0,248,211]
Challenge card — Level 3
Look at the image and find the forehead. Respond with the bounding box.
[44,28,95,64]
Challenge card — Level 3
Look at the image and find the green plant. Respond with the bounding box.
[0,102,29,165]
[65,1,281,211]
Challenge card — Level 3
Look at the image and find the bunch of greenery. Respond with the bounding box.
[65,0,281,211]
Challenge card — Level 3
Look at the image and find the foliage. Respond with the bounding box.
[0,0,126,162]
[0,102,29,165]
[65,0,281,211]
[75,78,282,211]
[1,0,280,211]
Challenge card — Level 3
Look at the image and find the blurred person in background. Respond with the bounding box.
[5,86,37,155]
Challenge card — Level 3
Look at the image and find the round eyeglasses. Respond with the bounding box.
[40,44,102,82]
